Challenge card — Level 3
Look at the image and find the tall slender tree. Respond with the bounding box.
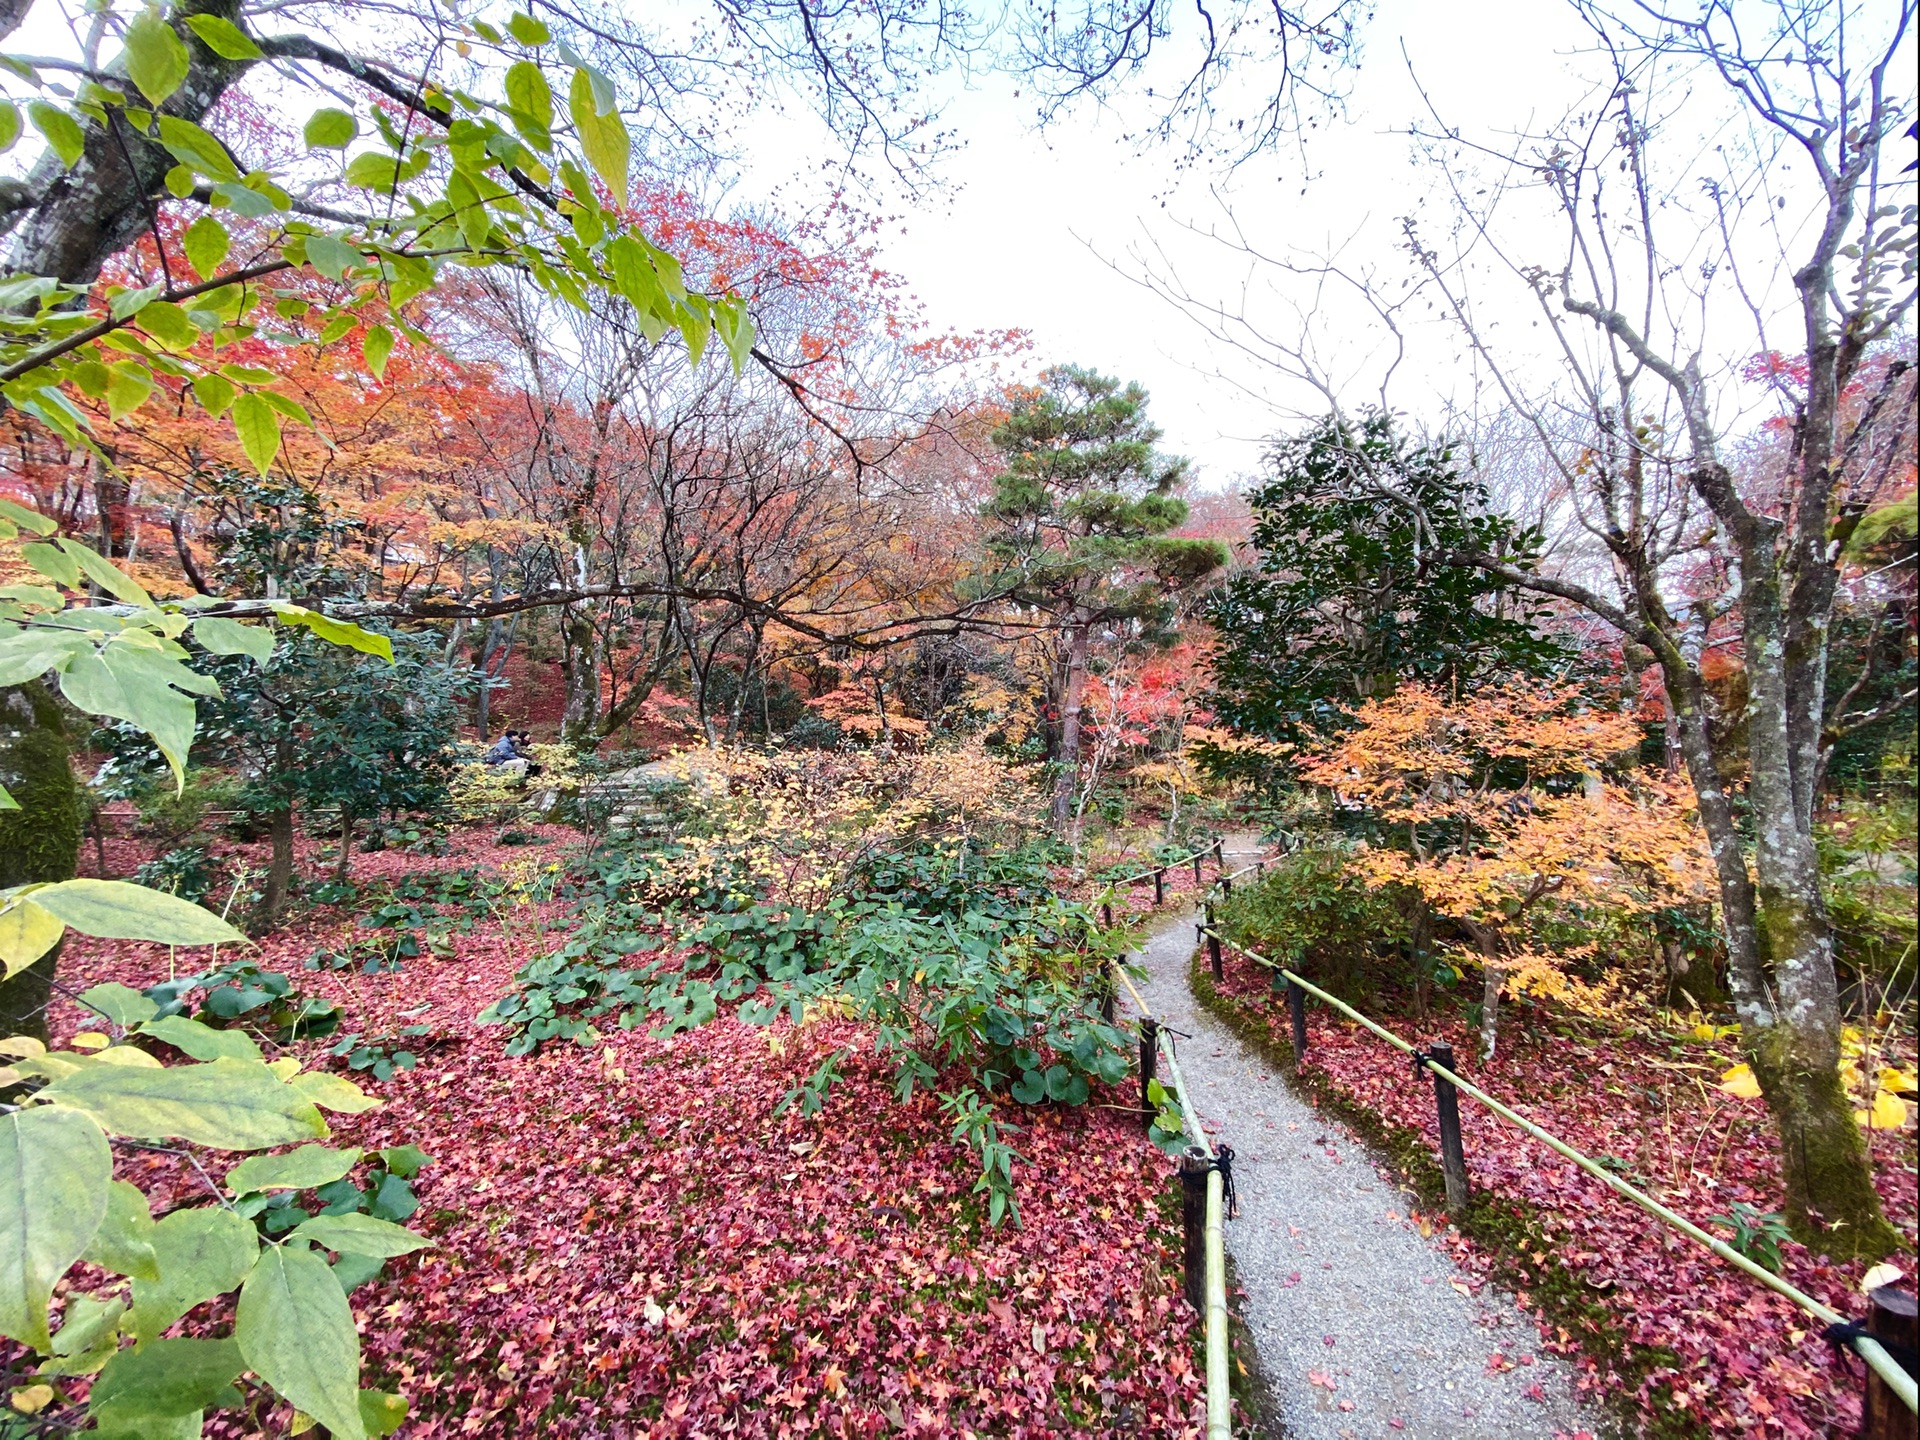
[981,366,1226,830]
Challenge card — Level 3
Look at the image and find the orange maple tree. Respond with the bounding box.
[1299,685,1717,1057]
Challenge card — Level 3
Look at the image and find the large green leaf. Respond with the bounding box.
[133,1207,258,1343]
[41,1056,327,1150]
[568,68,628,203]
[363,325,395,379]
[182,13,261,59]
[91,1336,244,1423]
[0,629,86,687]
[0,497,57,536]
[507,11,550,44]
[43,1293,127,1376]
[288,1070,382,1114]
[237,1244,366,1440]
[138,300,202,353]
[59,537,153,605]
[181,211,232,277]
[28,101,85,167]
[362,1390,409,1437]
[81,1179,159,1282]
[193,615,273,664]
[304,107,358,149]
[191,371,236,418]
[20,540,80,587]
[138,1014,261,1062]
[291,1213,432,1258]
[229,391,282,474]
[226,1144,361,1195]
[0,1107,110,1349]
[271,605,394,661]
[156,116,242,182]
[27,879,245,947]
[78,982,159,1028]
[305,233,362,280]
[504,60,552,138]
[107,636,221,697]
[123,5,191,103]
[56,648,194,779]
[93,1409,204,1440]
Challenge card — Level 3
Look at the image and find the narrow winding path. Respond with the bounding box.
[1124,896,1606,1439]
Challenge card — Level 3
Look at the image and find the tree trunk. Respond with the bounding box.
[558,604,600,745]
[1660,617,1898,1259]
[335,812,354,883]
[1409,904,1434,1021]
[1478,961,1504,1062]
[0,683,83,1042]
[1050,616,1091,832]
[252,804,296,932]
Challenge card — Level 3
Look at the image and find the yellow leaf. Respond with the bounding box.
[1718,1063,1763,1099]
[1880,1065,1918,1096]
[92,1045,162,1068]
[9,1385,53,1415]
[0,899,63,978]
[70,1031,110,1051]
[1856,1090,1909,1130]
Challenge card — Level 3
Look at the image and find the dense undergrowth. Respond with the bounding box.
[47,824,1211,1437]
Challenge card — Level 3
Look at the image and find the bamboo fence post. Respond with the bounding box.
[1204,1167,1229,1439]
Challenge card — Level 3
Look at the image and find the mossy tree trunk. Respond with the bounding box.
[253,805,296,931]
[0,683,83,1042]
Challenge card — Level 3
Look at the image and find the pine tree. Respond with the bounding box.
[982,366,1226,830]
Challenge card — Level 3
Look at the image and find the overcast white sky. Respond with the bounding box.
[725,0,1913,488]
[725,0,1613,485]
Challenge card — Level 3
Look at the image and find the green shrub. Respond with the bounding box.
[129,768,241,844]
[481,838,1132,1224]
[1820,796,1918,992]
[1212,844,1410,1001]
[131,844,218,905]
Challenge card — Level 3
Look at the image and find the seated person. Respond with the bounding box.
[483,730,541,781]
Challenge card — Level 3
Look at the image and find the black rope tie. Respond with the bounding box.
[1824,1320,1920,1375]
[1411,1048,1435,1078]
[1211,1145,1238,1220]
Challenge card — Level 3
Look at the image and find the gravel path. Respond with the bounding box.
[1124,898,1605,1440]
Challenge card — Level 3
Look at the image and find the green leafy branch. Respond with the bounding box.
[2,988,429,1439]
[0,6,755,466]
[0,496,391,807]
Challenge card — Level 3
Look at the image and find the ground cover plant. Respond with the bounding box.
[39,828,1210,1438]
[479,746,1156,1224]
